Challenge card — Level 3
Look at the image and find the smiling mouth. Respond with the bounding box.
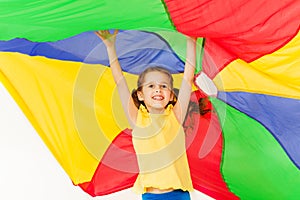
[152,95,164,100]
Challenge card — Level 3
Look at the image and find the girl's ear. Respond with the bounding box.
[171,90,178,102]
[137,91,144,101]
[170,92,174,102]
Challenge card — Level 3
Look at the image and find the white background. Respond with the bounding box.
[0,83,213,200]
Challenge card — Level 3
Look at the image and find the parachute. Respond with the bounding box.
[1,1,300,199]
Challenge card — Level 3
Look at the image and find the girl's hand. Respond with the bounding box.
[95,30,119,48]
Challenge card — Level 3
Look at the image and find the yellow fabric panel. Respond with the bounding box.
[0,52,100,184]
[0,52,187,184]
[71,65,121,166]
[214,31,300,99]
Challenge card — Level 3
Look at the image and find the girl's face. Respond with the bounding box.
[137,71,174,114]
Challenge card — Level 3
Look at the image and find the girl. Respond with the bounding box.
[95,30,196,200]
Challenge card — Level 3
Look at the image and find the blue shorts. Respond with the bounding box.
[142,189,191,200]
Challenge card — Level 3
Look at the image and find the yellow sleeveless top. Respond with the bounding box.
[132,104,193,194]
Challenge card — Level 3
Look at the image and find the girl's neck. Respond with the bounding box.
[149,110,165,115]
[148,109,165,114]
[146,105,172,115]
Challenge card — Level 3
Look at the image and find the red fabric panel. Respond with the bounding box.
[164,0,300,78]
[79,129,138,196]
[185,90,238,200]
[80,91,238,199]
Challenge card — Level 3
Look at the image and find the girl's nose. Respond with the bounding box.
[155,85,161,92]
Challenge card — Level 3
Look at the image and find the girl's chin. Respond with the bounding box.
[147,104,168,113]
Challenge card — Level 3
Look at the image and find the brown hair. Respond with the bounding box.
[131,66,177,109]
[187,97,211,116]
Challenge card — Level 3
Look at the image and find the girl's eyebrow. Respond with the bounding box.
[142,81,170,86]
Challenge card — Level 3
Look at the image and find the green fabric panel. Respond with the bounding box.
[155,31,203,74]
[0,0,175,42]
[210,97,300,199]
[195,38,204,73]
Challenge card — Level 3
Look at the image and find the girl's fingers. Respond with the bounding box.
[95,30,118,37]
[113,29,119,35]
[94,31,104,40]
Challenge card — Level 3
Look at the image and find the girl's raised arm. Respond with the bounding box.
[95,30,138,127]
[173,37,197,124]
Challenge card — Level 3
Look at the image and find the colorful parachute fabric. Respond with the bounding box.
[1,1,300,199]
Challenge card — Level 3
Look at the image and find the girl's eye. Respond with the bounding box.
[148,84,154,88]
[161,84,168,89]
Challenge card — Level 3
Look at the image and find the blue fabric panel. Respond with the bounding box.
[0,31,184,74]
